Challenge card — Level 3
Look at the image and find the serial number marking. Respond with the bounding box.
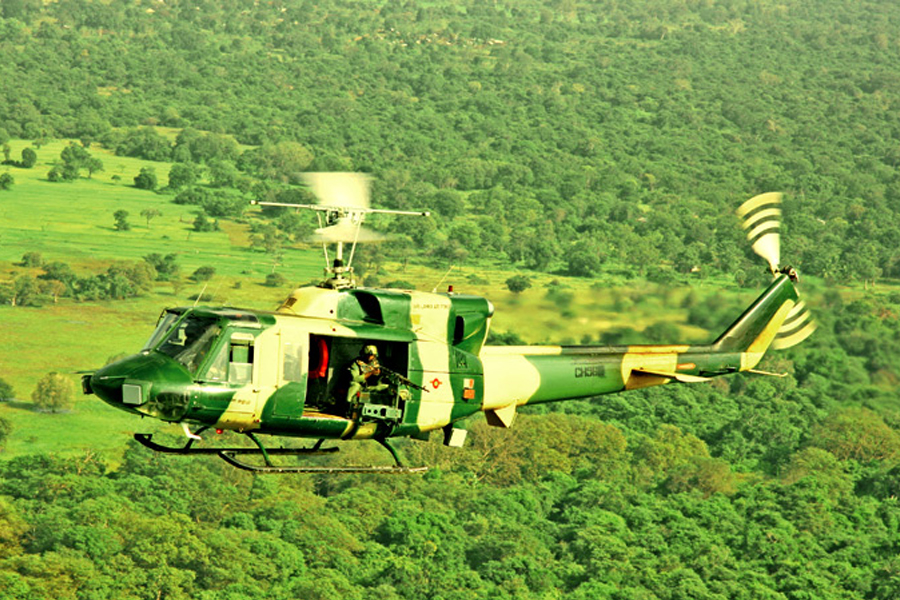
[575,366,606,378]
[412,303,449,310]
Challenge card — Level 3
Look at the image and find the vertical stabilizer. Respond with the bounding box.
[712,274,801,354]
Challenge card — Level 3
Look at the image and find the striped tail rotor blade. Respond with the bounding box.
[737,192,782,273]
[771,299,817,350]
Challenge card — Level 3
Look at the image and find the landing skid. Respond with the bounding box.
[133,431,427,475]
[218,451,428,474]
[133,432,340,457]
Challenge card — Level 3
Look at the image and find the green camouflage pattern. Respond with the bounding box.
[88,273,813,445]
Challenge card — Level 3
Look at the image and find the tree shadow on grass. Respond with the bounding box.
[2,400,73,414]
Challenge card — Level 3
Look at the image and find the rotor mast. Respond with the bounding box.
[251,172,430,289]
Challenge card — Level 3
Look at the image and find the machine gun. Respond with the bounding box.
[376,362,430,393]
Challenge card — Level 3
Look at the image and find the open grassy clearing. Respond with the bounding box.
[0,139,322,280]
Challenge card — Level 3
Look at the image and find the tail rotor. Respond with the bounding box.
[737,192,783,276]
[737,193,817,350]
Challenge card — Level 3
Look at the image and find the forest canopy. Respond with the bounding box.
[1,0,899,281]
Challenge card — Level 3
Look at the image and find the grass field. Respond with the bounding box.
[0,138,841,459]
[0,139,325,280]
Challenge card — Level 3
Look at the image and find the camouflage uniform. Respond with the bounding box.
[346,345,388,407]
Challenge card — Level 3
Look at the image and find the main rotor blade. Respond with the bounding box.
[311,220,387,243]
[303,172,372,209]
[251,199,429,217]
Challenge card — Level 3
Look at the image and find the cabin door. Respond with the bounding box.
[270,331,308,419]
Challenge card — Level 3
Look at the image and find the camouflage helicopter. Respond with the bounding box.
[83,176,815,473]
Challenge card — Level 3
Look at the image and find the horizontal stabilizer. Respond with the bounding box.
[632,368,711,383]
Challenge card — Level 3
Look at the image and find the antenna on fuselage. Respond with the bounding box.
[431,265,456,293]
[250,172,430,289]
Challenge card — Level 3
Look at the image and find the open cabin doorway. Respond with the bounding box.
[305,334,410,416]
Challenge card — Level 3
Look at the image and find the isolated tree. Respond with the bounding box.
[140,208,161,229]
[0,173,13,190]
[21,147,37,168]
[85,157,104,178]
[505,275,532,294]
[265,272,286,287]
[31,372,75,413]
[113,209,131,231]
[134,166,158,190]
[0,378,14,401]
[59,142,93,178]
[190,266,216,282]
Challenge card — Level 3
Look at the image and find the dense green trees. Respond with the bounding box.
[0,390,898,600]
[144,253,180,282]
[1,0,898,282]
[2,259,160,305]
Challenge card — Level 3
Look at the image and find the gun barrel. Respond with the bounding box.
[381,365,429,392]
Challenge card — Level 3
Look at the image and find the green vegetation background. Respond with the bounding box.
[2,1,900,599]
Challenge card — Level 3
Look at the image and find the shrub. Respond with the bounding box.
[32,372,75,413]
[190,266,216,282]
[265,272,286,287]
[0,378,14,401]
[505,275,532,294]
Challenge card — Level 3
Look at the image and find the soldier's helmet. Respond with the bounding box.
[362,344,379,357]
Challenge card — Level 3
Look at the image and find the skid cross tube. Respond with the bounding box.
[133,433,339,456]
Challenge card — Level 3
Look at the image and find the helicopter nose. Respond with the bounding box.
[88,352,193,417]
[89,353,154,408]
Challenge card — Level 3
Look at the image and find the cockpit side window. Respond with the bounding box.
[201,332,255,385]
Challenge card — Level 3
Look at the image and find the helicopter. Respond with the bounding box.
[83,176,816,474]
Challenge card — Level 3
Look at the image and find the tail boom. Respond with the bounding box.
[479,274,806,425]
